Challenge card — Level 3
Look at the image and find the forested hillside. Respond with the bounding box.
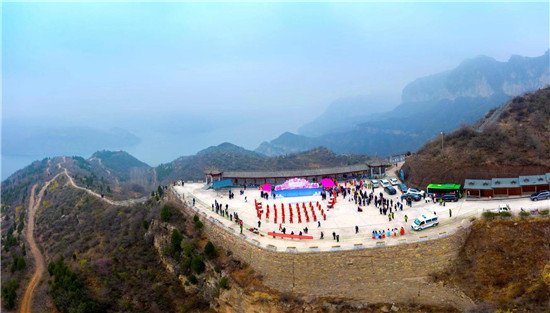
[402,86,550,188]
[155,145,373,183]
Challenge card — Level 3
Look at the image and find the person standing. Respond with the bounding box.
[332,232,336,240]
[449,208,452,217]
[404,215,408,223]
[355,225,359,234]
[258,220,261,228]
[336,234,340,242]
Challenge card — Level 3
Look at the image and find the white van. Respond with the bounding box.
[411,213,438,231]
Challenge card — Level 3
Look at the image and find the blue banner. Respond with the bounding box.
[400,169,404,181]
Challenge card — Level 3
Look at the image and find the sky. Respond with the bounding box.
[2,1,549,178]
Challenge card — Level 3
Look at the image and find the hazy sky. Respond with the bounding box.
[2,1,549,173]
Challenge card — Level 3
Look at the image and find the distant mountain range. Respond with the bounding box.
[297,94,399,137]
[3,143,375,195]
[256,50,550,157]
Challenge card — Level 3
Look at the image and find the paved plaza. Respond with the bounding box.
[173,181,550,252]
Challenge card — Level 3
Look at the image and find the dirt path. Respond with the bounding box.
[19,169,148,312]
[19,173,61,313]
[62,168,148,206]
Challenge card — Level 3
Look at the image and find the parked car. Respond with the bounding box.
[384,186,397,195]
[371,180,379,188]
[483,204,511,213]
[389,178,399,185]
[380,179,390,188]
[403,193,421,201]
[436,193,458,202]
[397,184,408,193]
[411,213,438,231]
[405,188,425,197]
[530,190,550,201]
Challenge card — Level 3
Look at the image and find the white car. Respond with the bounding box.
[483,204,511,214]
[405,188,425,197]
[380,179,390,188]
[389,178,399,186]
[371,180,379,188]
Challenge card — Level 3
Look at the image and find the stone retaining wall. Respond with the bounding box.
[177,199,474,310]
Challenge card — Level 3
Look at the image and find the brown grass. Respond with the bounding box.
[433,218,550,312]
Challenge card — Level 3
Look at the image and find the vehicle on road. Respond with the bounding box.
[397,183,408,193]
[530,190,550,201]
[403,193,421,201]
[389,178,399,185]
[405,188,425,197]
[436,193,459,202]
[411,213,438,231]
[427,184,463,198]
[380,179,390,188]
[371,180,379,188]
[384,186,397,195]
[483,204,511,213]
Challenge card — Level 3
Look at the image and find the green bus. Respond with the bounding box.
[426,184,463,197]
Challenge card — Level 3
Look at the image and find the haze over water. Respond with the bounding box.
[2,1,549,180]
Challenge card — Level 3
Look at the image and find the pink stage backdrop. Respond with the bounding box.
[275,178,319,191]
[261,184,272,191]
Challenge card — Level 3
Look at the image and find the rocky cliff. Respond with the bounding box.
[402,51,549,103]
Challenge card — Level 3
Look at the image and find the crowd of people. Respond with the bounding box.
[205,176,431,243]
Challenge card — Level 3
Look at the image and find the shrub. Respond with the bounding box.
[519,211,530,218]
[181,258,192,272]
[181,243,194,257]
[187,274,198,285]
[10,254,26,272]
[160,205,172,222]
[1,280,17,309]
[142,219,149,230]
[539,209,549,216]
[170,229,183,254]
[17,219,24,234]
[191,256,205,274]
[482,212,497,219]
[194,220,203,230]
[499,211,512,218]
[204,241,216,258]
[47,258,102,313]
[193,214,199,223]
[219,277,230,290]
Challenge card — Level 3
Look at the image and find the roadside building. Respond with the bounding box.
[491,178,521,197]
[202,158,389,186]
[204,166,224,184]
[464,179,493,198]
[367,158,387,178]
[519,175,548,194]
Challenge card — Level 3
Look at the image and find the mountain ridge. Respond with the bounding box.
[401,86,550,188]
[257,50,550,157]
